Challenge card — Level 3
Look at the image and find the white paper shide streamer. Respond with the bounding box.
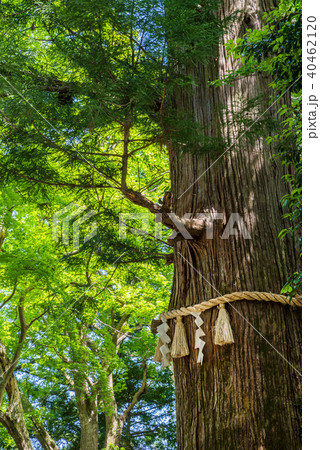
[153,292,301,366]
[157,318,171,368]
[191,311,205,365]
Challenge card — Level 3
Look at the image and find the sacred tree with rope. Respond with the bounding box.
[152,0,302,448]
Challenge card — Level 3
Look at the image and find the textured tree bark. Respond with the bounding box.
[105,411,124,449]
[168,0,302,449]
[0,343,33,450]
[104,361,147,448]
[0,408,33,450]
[104,373,125,449]
[75,380,99,450]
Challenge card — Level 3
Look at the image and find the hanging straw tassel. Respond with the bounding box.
[153,337,163,362]
[171,316,190,358]
[214,304,235,345]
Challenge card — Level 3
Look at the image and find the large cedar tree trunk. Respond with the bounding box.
[168,0,302,448]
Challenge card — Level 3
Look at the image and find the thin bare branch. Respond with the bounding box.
[121,359,148,423]
[0,282,17,310]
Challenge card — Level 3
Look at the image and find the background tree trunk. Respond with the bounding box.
[75,381,99,450]
[21,396,59,450]
[104,361,147,448]
[169,0,302,448]
[104,373,124,449]
[0,344,33,450]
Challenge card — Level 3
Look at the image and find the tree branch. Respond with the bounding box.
[0,281,17,310]
[0,298,29,403]
[21,395,59,450]
[8,169,117,189]
[121,359,147,423]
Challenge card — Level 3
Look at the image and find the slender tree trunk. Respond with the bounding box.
[0,343,33,450]
[104,373,124,449]
[30,419,59,450]
[0,409,32,450]
[104,361,147,449]
[104,410,124,448]
[169,1,302,449]
[21,396,59,450]
[75,381,99,450]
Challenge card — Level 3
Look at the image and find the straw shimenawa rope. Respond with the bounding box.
[159,291,302,321]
